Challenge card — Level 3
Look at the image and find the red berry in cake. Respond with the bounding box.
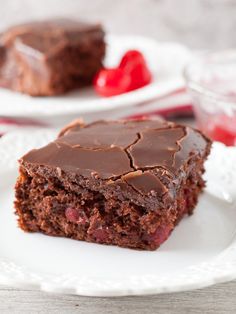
[143,224,172,246]
[93,68,131,97]
[65,207,87,224]
[65,207,80,222]
[92,227,109,242]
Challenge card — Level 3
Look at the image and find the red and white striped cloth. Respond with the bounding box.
[125,87,192,120]
[0,88,193,135]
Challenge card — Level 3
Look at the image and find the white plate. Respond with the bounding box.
[0,130,236,297]
[0,35,193,124]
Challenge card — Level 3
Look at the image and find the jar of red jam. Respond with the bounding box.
[185,51,236,146]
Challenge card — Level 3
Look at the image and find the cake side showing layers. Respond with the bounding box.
[15,119,212,250]
[0,19,105,96]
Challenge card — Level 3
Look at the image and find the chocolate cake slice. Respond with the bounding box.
[15,119,211,250]
[0,19,105,96]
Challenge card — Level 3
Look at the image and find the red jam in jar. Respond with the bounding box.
[204,114,236,146]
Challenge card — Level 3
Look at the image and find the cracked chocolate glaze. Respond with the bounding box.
[21,119,210,196]
[122,171,167,195]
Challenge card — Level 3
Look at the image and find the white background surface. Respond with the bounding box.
[0,0,236,49]
[0,0,236,313]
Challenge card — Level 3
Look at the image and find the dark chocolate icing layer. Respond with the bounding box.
[21,119,210,196]
[0,19,104,58]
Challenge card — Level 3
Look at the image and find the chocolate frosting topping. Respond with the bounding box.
[123,171,167,195]
[0,19,104,58]
[22,119,210,196]
[128,128,186,170]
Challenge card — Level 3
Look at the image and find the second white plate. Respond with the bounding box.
[0,35,193,121]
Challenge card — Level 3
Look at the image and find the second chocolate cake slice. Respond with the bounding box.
[15,119,211,250]
[0,19,105,96]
